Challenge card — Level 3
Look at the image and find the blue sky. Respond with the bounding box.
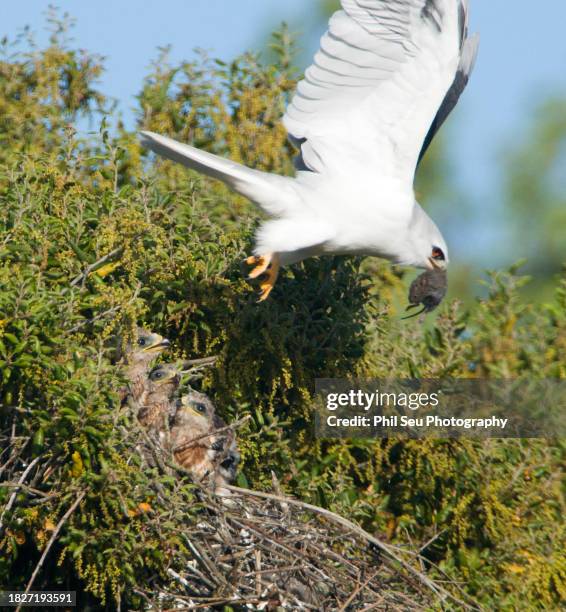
[3,1,566,266]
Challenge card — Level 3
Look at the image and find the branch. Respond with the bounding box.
[0,436,30,480]
[178,356,219,382]
[1,482,54,498]
[179,356,218,370]
[0,456,41,535]
[18,490,86,611]
[337,569,382,612]
[70,246,123,287]
[68,283,141,333]
[224,485,479,611]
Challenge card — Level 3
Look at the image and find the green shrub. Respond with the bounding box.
[0,17,564,609]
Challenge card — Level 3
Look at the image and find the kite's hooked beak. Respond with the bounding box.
[427,257,447,271]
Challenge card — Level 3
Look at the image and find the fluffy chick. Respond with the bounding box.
[138,363,180,433]
[169,391,240,492]
[119,327,170,403]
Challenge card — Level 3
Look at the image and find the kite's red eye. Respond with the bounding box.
[432,247,445,261]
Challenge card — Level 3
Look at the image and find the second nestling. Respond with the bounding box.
[138,363,180,434]
[169,391,240,495]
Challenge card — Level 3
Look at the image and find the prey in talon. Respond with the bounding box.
[404,269,448,320]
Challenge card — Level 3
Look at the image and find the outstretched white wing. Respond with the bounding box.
[284,0,478,182]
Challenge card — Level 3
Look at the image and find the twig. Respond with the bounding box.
[70,246,123,287]
[0,456,41,535]
[226,514,333,587]
[224,485,479,611]
[183,534,228,588]
[419,529,447,554]
[173,415,251,455]
[161,598,265,610]
[18,490,86,610]
[337,569,381,612]
[1,482,53,498]
[68,283,141,332]
[177,559,216,592]
[0,437,30,480]
[241,564,309,578]
[167,568,191,589]
[179,356,219,381]
[387,589,428,611]
[179,356,218,371]
[359,603,387,612]
[254,549,261,597]
[137,426,170,475]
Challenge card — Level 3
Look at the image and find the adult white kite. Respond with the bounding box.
[141,0,479,308]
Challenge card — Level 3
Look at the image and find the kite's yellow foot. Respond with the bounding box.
[243,253,280,301]
[245,254,270,280]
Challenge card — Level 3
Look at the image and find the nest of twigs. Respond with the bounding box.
[135,479,475,611]
[2,411,477,611]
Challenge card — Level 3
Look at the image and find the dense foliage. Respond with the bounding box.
[0,18,564,610]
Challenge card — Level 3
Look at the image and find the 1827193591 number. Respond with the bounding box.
[0,591,76,607]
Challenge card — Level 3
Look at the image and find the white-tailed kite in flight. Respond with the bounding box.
[141,0,479,305]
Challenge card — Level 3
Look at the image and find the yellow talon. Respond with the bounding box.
[246,255,270,280]
[243,253,280,301]
[258,271,277,302]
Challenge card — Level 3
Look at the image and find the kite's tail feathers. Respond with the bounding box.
[140,131,297,216]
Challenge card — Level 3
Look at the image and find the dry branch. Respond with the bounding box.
[16,490,86,612]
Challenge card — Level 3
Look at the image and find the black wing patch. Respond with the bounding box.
[417,1,479,167]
